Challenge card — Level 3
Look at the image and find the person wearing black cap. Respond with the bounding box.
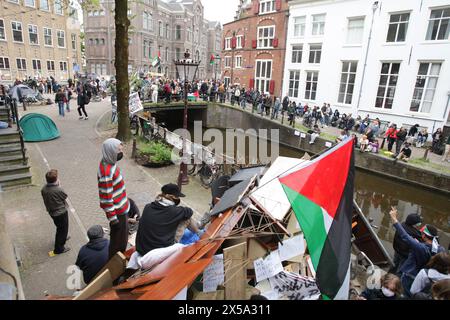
[135,184,201,256]
[75,225,110,284]
[390,213,423,275]
[389,208,445,297]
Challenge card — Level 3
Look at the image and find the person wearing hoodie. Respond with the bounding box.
[75,225,110,284]
[98,138,130,259]
[411,252,450,299]
[390,213,423,275]
[389,207,446,297]
[357,273,403,300]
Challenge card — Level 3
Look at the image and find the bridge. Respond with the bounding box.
[143,101,209,113]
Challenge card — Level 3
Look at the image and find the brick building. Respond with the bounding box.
[221,0,289,98]
[84,0,222,79]
[0,0,82,82]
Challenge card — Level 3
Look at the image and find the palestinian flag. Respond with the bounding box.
[279,138,355,300]
[152,52,161,68]
[210,54,216,65]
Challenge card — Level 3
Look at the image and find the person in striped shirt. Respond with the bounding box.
[98,138,130,259]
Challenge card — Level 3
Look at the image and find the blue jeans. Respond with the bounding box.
[58,102,65,116]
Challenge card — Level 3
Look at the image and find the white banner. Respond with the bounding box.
[129,92,143,115]
[269,271,321,300]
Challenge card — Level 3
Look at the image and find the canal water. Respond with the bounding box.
[162,117,450,252]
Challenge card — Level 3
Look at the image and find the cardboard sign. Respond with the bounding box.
[254,250,284,283]
[203,254,225,293]
[278,234,305,262]
[269,271,320,300]
[129,92,143,115]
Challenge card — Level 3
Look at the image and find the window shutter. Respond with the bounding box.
[249,78,255,88]
[252,40,257,49]
[275,0,282,11]
[231,37,237,49]
[272,38,279,48]
[253,0,260,15]
[269,80,275,94]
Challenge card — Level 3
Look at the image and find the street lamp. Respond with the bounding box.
[174,49,200,189]
[214,54,222,82]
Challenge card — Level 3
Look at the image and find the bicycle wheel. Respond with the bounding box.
[187,163,197,175]
[200,165,214,188]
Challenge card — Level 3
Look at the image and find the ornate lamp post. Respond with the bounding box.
[174,49,200,189]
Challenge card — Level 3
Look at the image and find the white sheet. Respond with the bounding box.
[127,243,186,270]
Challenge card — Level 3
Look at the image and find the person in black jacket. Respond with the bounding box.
[390,213,423,275]
[75,225,110,284]
[135,184,201,256]
[357,273,403,300]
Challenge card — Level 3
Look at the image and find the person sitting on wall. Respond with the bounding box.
[394,142,412,163]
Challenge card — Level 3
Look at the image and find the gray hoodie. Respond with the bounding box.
[102,138,122,165]
[410,268,450,295]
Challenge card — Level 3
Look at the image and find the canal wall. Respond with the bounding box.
[205,104,450,195]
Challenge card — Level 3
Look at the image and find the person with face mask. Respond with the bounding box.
[135,184,201,257]
[358,273,403,300]
[98,138,130,259]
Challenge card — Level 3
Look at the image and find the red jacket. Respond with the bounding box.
[385,128,398,139]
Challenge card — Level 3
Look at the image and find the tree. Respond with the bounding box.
[114,0,131,142]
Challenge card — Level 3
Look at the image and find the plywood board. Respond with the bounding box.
[74,270,112,300]
[251,157,308,220]
[93,252,127,283]
[247,239,269,268]
[223,242,247,300]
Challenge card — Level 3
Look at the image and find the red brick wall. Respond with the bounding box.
[221,0,289,99]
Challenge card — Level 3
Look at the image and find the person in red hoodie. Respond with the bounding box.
[385,124,398,152]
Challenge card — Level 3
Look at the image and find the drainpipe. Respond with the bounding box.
[356,1,379,114]
[443,91,450,127]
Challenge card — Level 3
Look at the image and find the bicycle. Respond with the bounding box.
[187,160,224,189]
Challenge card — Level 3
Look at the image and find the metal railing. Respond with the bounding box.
[3,97,27,165]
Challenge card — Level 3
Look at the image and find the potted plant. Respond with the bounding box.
[136,139,174,168]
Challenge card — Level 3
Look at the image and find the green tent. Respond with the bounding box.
[19,113,60,142]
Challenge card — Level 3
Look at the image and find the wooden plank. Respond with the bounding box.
[92,252,127,283]
[247,238,268,269]
[223,242,247,300]
[90,287,142,300]
[189,241,221,262]
[138,258,213,300]
[250,196,291,237]
[74,270,112,300]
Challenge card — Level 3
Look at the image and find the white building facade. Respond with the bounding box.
[282,0,450,132]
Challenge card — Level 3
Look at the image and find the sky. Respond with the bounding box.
[202,0,240,25]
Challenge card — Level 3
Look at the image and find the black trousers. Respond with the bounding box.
[51,211,69,254]
[387,137,396,152]
[109,214,129,259]
[78,105,88,117]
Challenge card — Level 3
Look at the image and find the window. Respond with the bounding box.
[410,63,441,113]
[255,60,272,93]
[175,25,181,40]
[293,16,306,37]
[54,0,63,15]
[338,61,358,105]
[143,40,148,57]
[426,8,450,41]
[175,48,181,60]
[57,30,65,47]
[16,58,26,70]
[260,0,275,14]
[71,34,76,50]
[225,37,231,50]
[292,45,303,63]
[28,25,38,45]
[165,47,169,62]
[99,10,105,16]
[25,0,35,7]
[257,26,275,49]
[236,36,243,48]
[305,71,319,100]
[93,10,99,17]
[60,61,67,71]
[159,21,163,37]
[88,38,93,45]
[88,11,93,17]
[235,56,242,68]
[288,70,301,98]
[375,63,400,109]
[40,0,49,11]
[312,14,326,36]
[128,10,132,16]
[143,12,153,31]
[32,59,41,71]
[346,17,365,44]
[308,44,322,64]
[47,60,55,71]
[11,21,23,42]
[0,19,6,41]
[386,13,409,42]
[0,57,10,69]
[7,0,19,3]
[44,28,52,46]
[224,56,231,68]
[166,24,170,39]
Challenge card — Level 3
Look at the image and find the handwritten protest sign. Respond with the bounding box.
[254,250,284,283]
[278,234,305,262]
[129,92,143,115]
[269,271,321,300]
[203,254,224,293]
